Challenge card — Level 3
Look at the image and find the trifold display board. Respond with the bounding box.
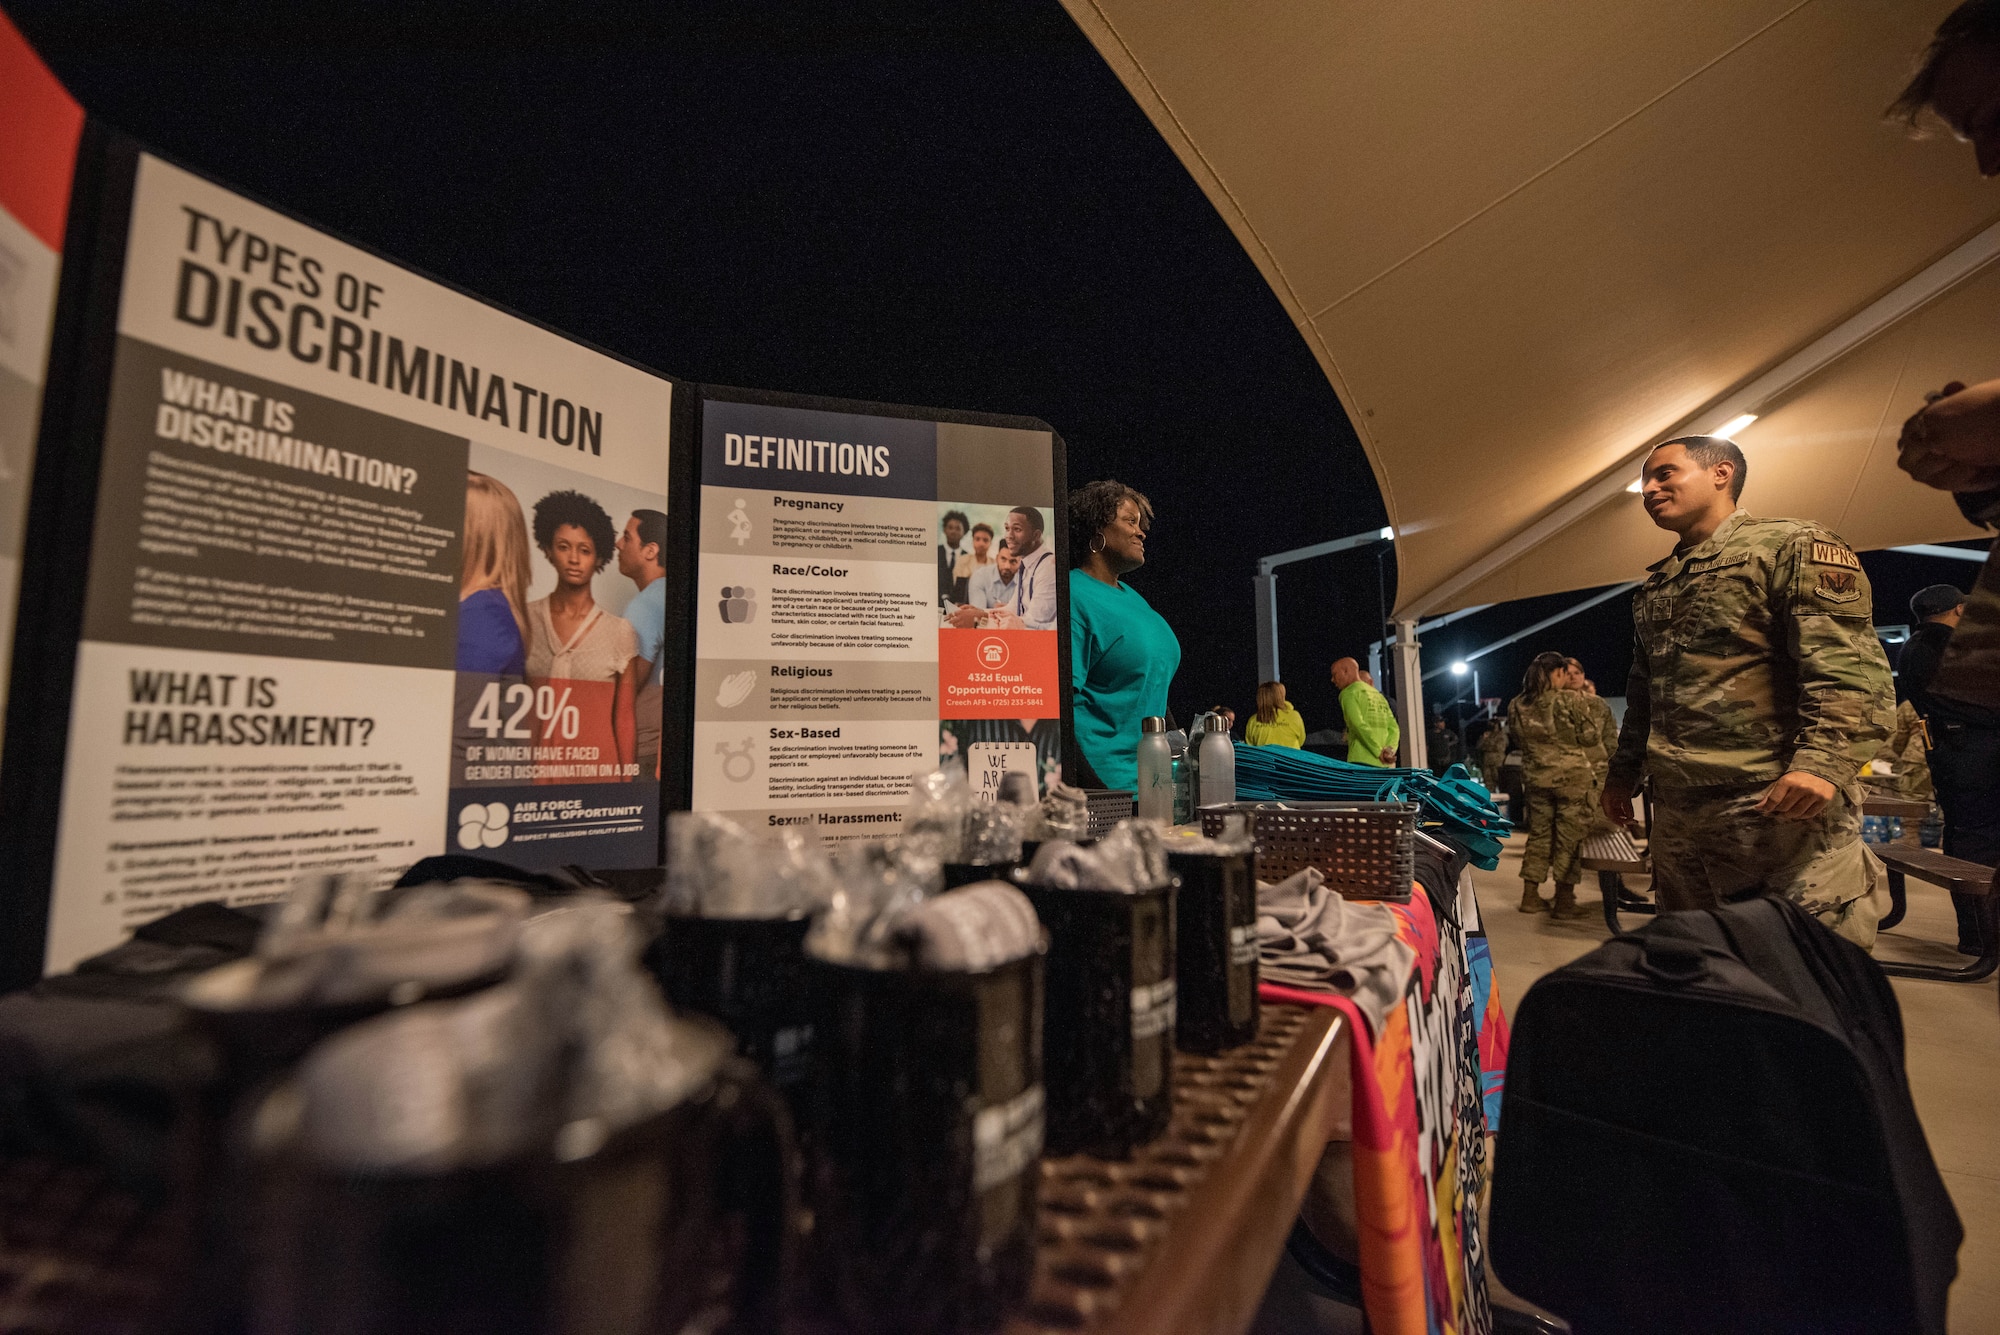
[0,41,1074,987]
[686,387,1069,840]
[0,12,83,763]
[2,134,685,980]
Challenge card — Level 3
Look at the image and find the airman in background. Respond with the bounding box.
[1604,437,1893,948]
[1475,719,1511,792]
[1567,658,1619,827]
[1510,652,1605,918]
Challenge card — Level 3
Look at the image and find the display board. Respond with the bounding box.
[6,144,678,976]
[0,12,84,756]
[688,388,1067,838]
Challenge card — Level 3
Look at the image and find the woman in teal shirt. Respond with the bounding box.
[1068,480,1181,792]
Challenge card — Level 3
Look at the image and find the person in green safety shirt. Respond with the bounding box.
[1068,480,1181,792]
[1331,657,1399,766]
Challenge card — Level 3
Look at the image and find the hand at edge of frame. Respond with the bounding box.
[1755,771,1835,821]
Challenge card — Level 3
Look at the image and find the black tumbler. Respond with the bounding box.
[1166,847,1260,1053]
[1020,881,1175,1157]
[648,912,816,1093]
[942,861,1019,889]
[807,947,1045,1335]
[249,1048,792,1335]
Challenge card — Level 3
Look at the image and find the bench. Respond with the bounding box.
[1579,828,1654,933]
[1871,844,1998,984]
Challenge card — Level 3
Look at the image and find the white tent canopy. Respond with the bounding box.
[1061,0,2000,623]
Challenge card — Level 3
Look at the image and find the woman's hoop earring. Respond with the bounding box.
[1090,535,1105,554]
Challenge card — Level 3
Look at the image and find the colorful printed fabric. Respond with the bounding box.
[1262,869,1509,1335]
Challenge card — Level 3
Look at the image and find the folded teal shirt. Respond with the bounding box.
[1069,568,1181,791]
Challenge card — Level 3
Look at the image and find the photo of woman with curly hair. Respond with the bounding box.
[527,488,642,778]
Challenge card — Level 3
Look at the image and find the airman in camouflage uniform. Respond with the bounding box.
[1606,438,1893,949]
[1567,661,1620,828]
[1509,653,1604,918]
[1475,721,1511,791]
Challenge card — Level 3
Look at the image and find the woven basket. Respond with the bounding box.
[1082,789,1136,839]
[1200,802,1417,902]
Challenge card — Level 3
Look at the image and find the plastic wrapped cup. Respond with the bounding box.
[805,946,1045,1334]
[649,911,816,1092]
[1018,878,1176,1157]
[1166,846,1260,1053]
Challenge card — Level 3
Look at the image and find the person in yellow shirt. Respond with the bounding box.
[1332,658,1400,766]
[1245,681,1306,748]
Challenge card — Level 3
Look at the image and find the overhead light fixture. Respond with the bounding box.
[1712,413,1758,439]
[1450,661,1468,676]
[1625,479,1644,493]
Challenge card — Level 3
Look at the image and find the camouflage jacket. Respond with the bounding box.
[1581,694,1617,775]
[1507,687,1603,795]
[1875,698,1934,802]
[1608,510,1892,795]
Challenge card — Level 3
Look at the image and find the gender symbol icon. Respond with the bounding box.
[717,737,757,782]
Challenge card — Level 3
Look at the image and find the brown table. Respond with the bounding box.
[1008,1003,1349,1334]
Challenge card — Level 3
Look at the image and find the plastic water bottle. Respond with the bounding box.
[1197,718,1236,810]
[1136,717,1175,822]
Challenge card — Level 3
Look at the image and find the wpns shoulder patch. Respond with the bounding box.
[1811,540,1860,569]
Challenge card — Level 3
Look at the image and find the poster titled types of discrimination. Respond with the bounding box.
[37,154,676,971]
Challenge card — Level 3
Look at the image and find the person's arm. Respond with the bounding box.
[614,659,641,768]
[1022,552,1058,630]
[1605,617,1650,822]
[1899,379,2000,491]
[1761,531,1893,818]
[1566,692,1603,753]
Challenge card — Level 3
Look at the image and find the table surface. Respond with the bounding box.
[1006,1003,1350,1335]
[1863,795,1933,819]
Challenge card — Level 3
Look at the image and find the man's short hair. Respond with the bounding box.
[971,521,994,538]
[942,510,970,533]
[1009,505,1044,534]
[1889,0,2000,125]
[631,508,667,557]
[1657,434,1747,501]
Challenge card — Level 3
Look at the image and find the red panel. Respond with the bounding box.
[938,627,1059,720]
[0,7,83,252]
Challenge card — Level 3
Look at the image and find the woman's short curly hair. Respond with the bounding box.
[532,489,617,571]
[1067,480,1154,567]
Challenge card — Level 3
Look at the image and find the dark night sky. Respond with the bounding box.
[12,1,1987,741]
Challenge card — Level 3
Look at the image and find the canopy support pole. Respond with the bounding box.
[1252,526,1392,686]
[1390,619,1427,770]
[1254,574,1280,681]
